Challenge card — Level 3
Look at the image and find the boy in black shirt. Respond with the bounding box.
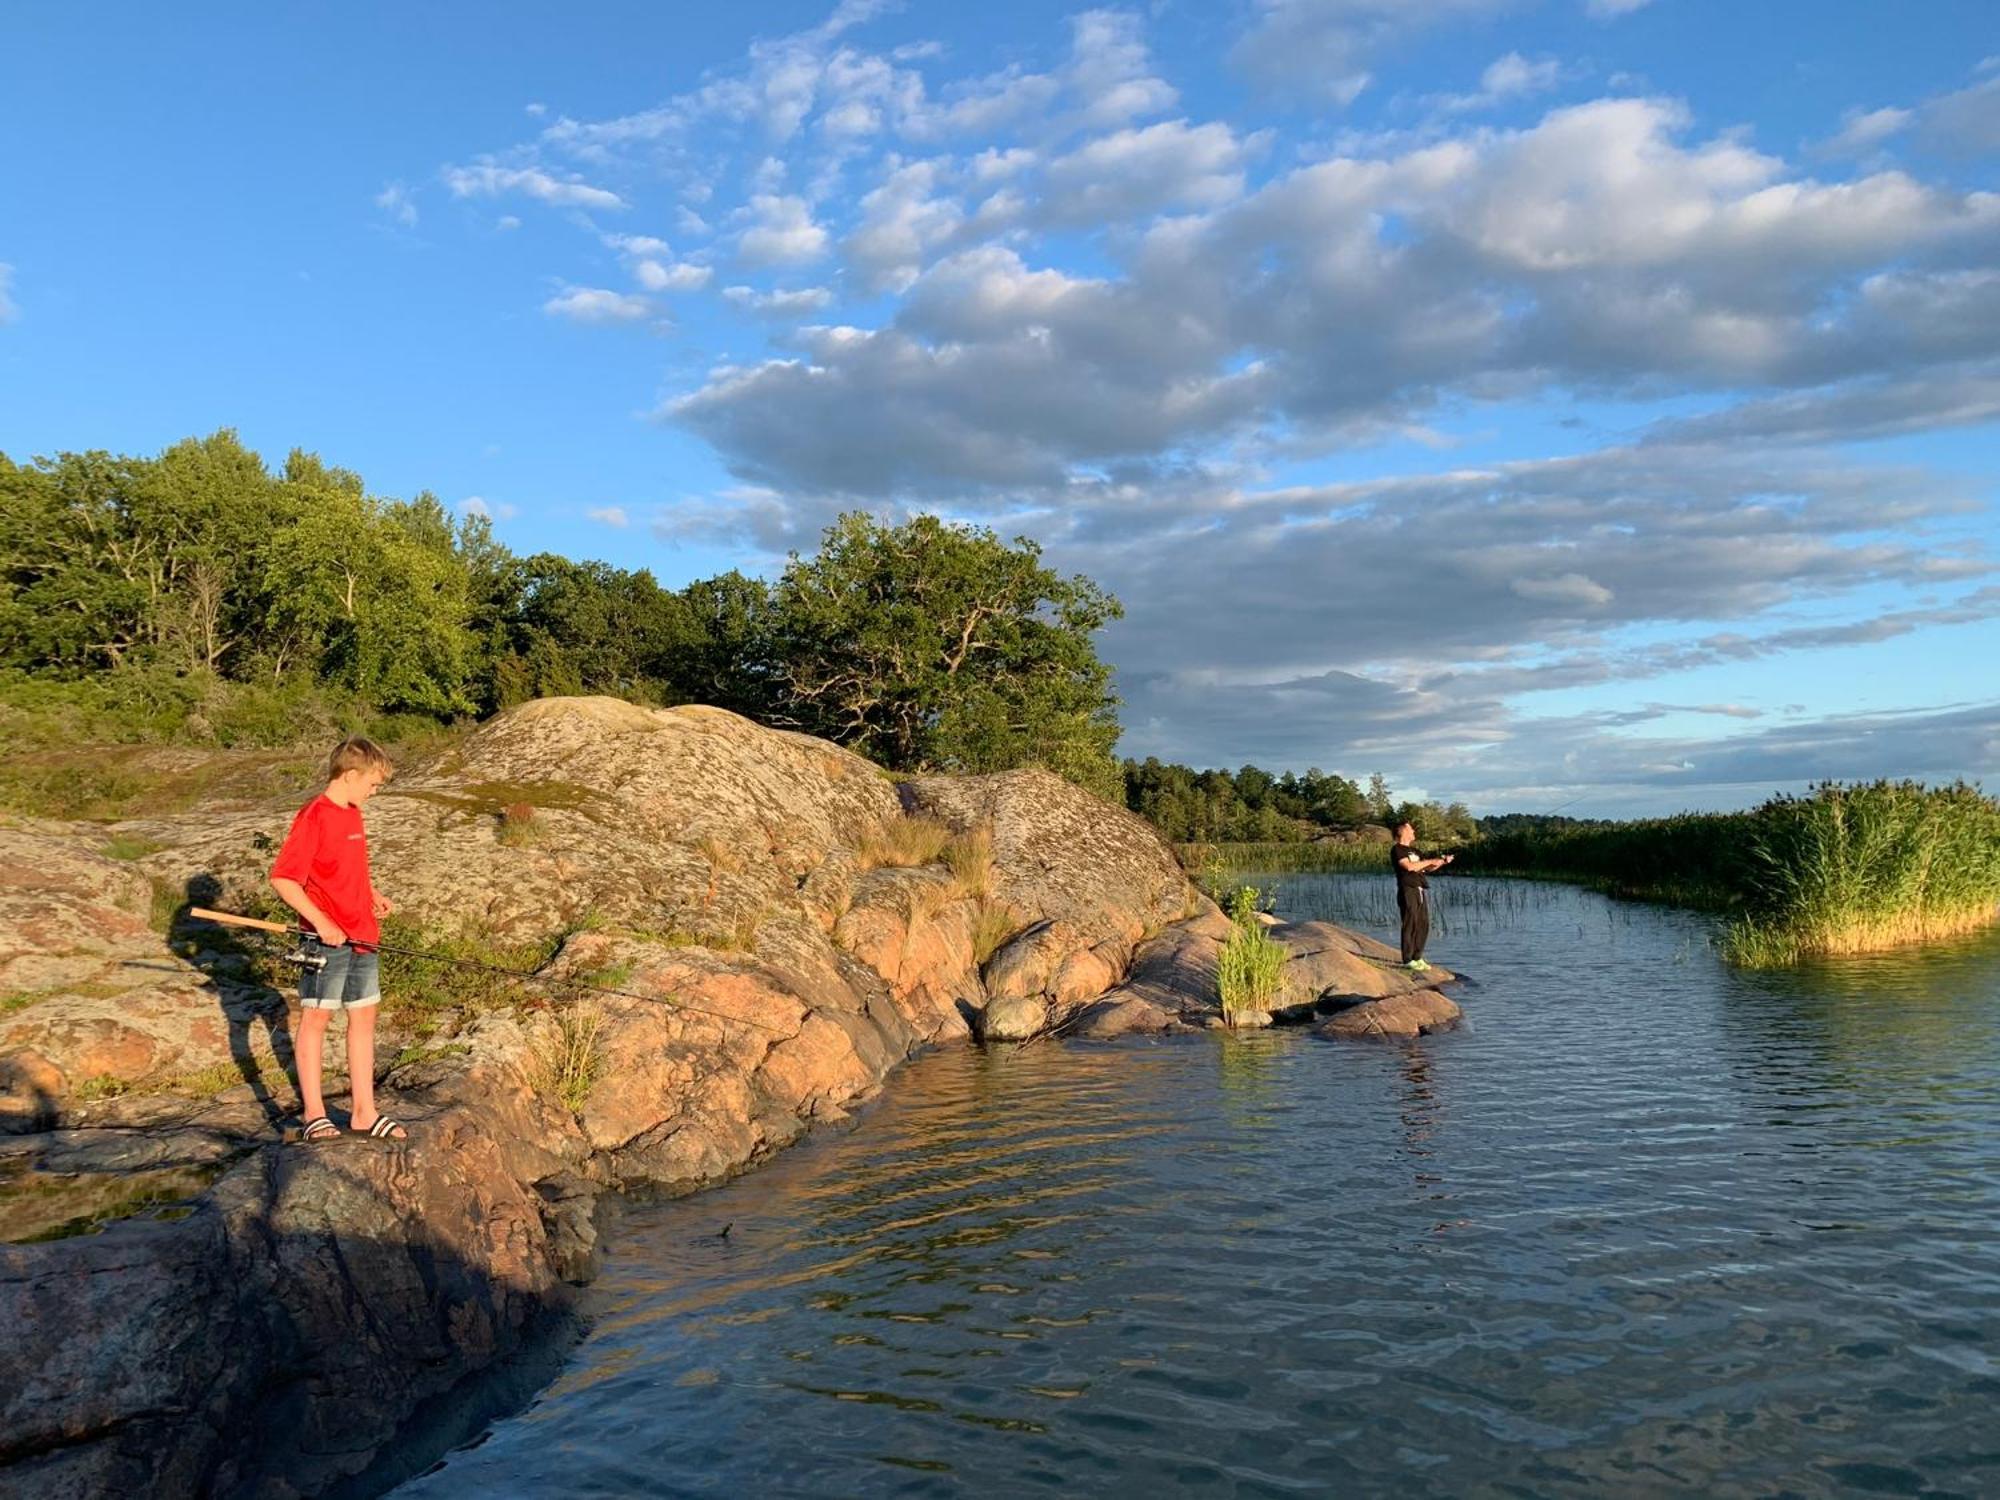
[1390,820,1453,971]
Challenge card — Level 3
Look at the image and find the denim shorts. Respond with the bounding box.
[299,939,381,1010]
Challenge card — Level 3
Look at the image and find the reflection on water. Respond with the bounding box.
[398,878,2000,1499]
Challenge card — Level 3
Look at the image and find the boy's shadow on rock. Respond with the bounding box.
[177,873,299,1128]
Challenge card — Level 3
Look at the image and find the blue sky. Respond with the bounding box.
[4,0,1998,814]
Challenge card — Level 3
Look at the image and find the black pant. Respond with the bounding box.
[1398,886,1429,963]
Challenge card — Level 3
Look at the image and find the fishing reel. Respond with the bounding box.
[282,942,330,974]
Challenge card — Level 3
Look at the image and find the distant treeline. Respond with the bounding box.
[1121,758,1476,844]
[0,430,1124,794]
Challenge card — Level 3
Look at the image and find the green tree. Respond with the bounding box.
[769,512,1124,795]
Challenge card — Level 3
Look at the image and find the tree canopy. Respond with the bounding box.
[0,432,1125,796]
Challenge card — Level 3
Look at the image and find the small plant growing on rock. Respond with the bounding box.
[971,898,1021,967]
[1217,885,1286,1026]
[531,999,606,1117]
[942,826,995,899]
[498,802,540,848]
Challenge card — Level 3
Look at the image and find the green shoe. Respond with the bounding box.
[1407,959,1430,972]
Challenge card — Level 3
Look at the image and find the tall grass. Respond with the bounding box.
[1184,839,1392,888]
[1216,886,1287,1024]
[1455,780,2000,965]
[1720,781,2000,965]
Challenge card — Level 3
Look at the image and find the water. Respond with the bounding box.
[396,877,2000,1498]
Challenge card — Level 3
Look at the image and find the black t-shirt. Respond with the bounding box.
[1390,842,1427,891]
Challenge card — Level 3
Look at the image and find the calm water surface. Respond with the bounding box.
[398,877,2000,1498]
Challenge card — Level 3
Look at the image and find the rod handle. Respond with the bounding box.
[189,907,297,934]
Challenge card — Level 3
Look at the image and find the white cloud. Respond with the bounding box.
[737,193,830,266]
[635,259,713,291]
[443,164,625,211]
[1435,52,1563,113]
[843,158,966,289]
[0,263,15,325]
[497,215,522,231]
[1040,119,1263,225]
[542,286,654,323]
[586,506,630,527]
[458,496,521,521]
[1064,10,1178,129]
[723,284,836,317]
[603,232,673,257]
[1585,0,1655,16]
[374,181,418,227]
[1232,0,1510,103]
[1817,105,1913,157]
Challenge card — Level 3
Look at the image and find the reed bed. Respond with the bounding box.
[1455,780,2000,965]
[1182,838,1392,880]
[1720,780,2000,966]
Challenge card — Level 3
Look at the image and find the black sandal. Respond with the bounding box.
[353,1116,407,1140]
[300,1116,340,1143]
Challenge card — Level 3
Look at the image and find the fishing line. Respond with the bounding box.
[189,908,793,1035]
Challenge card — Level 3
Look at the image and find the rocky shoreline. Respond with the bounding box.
[0,698,1456,1498]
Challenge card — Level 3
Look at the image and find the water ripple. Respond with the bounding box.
[398,879,2000,1499]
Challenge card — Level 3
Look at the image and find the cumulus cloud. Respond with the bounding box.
[427,6,2000,805]
[669,95,2000,497]
[586,506,630,527]
[443,164,625,211]
[542,286,654,323]
[737,193,830,265]
[635,259,713,291]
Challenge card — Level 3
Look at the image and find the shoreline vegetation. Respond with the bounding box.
[1446,782,2000,966]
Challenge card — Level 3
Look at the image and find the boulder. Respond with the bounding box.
[977,993,1049,1043]
[1315,989,1463,1039]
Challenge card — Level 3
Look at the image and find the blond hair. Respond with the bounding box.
[327,735,394,782]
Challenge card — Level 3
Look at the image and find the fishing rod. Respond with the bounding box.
[188,908,793,1035]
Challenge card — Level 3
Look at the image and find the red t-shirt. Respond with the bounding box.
[270,794,379,946]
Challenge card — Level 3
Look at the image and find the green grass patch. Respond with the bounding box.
[101,833,164,860]
[1216,886,1287,1025]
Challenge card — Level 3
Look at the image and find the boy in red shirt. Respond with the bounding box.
[270,736,407,1141]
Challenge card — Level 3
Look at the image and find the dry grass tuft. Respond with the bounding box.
[531,1000,607,1116]
[942,826,995,900]
[971,899,1021,967]
[856,815,955,871]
